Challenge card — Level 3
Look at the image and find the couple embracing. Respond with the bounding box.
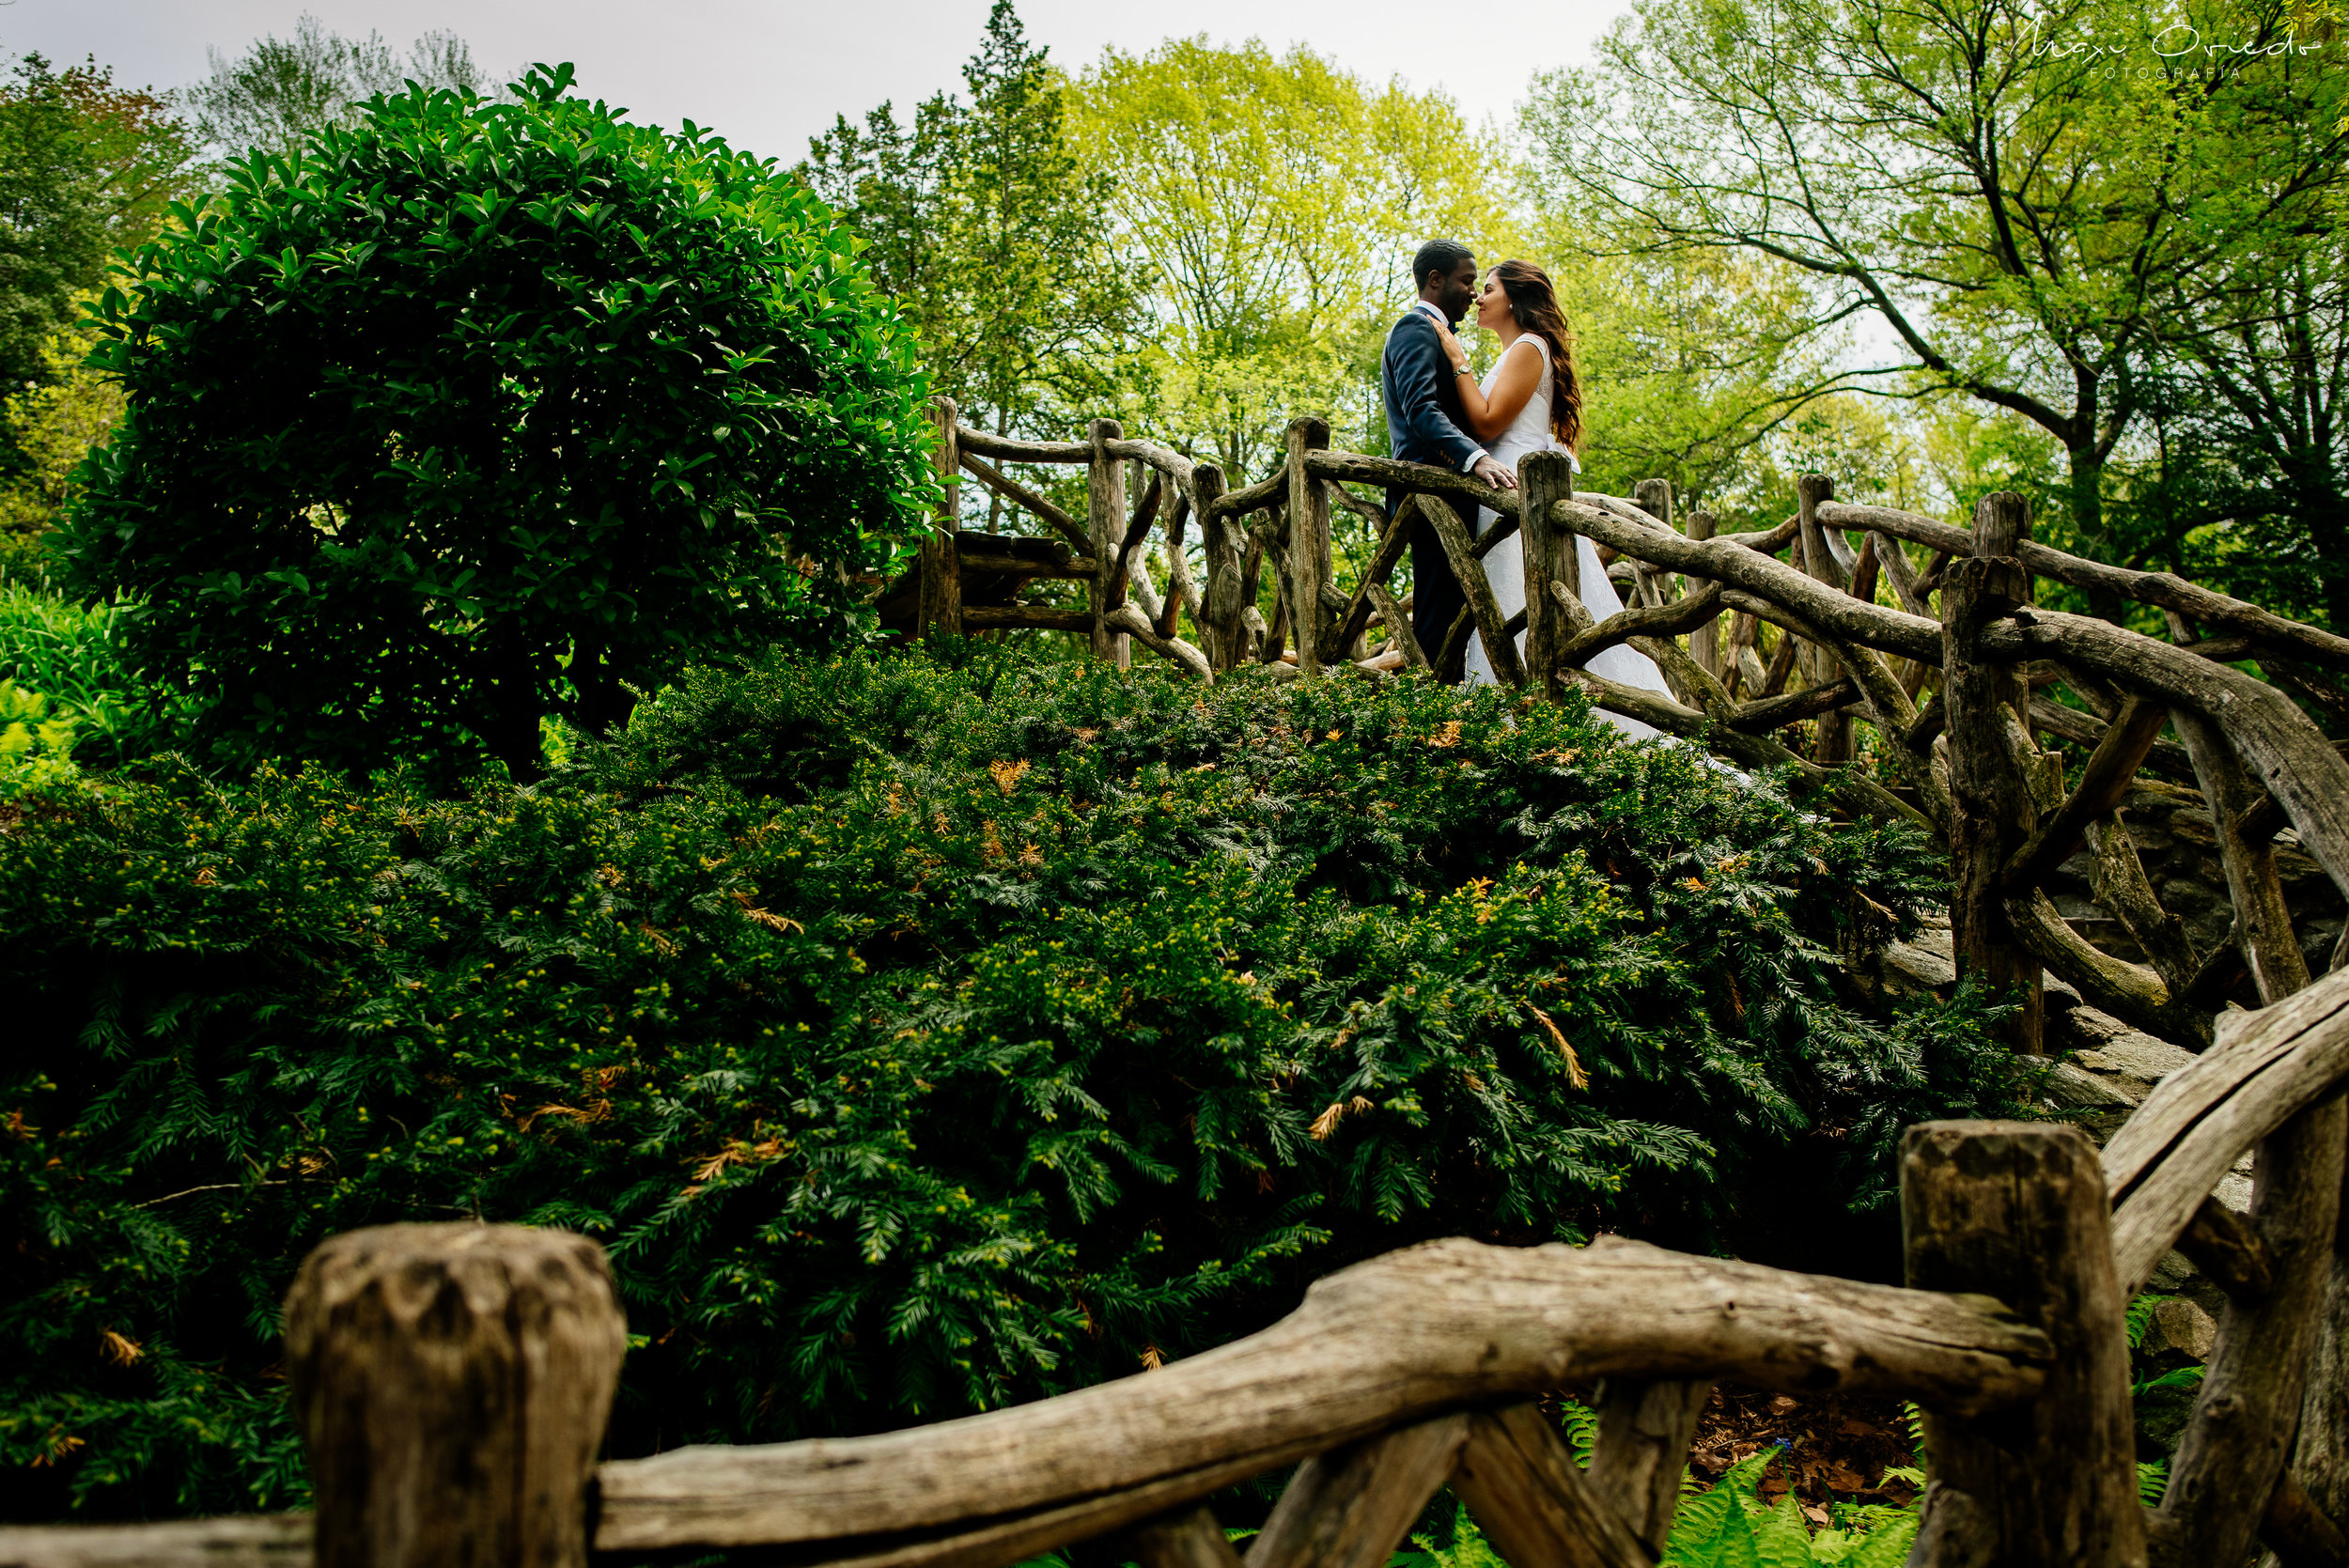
[1381,239,1670,735]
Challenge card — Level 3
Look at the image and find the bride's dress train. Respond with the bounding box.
[1460,335,1673,742]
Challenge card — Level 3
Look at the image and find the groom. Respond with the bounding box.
[1382,239,1518,673]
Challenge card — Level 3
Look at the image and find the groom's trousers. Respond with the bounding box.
[1398,495,1466,681]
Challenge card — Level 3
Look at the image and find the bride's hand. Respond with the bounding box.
[1430,316,1470,374]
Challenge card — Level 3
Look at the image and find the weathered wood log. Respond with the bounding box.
[1193,466,1247,673]
[1946,493,2044,1054]
[1423,494,1523,687]
[1286,420,1332,680]
[2178,1191,2279,1304]
[2153,1094,2347,1568]
[284,1224,626,1568]
[1364,581,1427,669]
[1102,437,1196,499]
[1725,675,1859,734]
[1246,1415,1467,1568]
[1756,628,1797,699]
[2027,692,2197,778]
[954,551,1097,579]
[1208,464,1288,522]
[1554,648,1932,831]
[2004,887,2210,1050]
[1552,584,1723,674]
[957,451,1091,552]
[1871,531,1932,619]
[1124,1505,1241,1568]
[1796,475,1853,764]
[1686,510,1721,676]
[953,427,1093,464]
[2170,689,2311,1008]
[1159,495,1196,640]
[1519,451,1577,701]
[1586,1374,1709,1556]
[592,1236,2048,1557]
[1088,420,1129,669]
[1106,605,1211,682]
[1713,512,1801,553]
[2263,1472,2349,1568]
[0,1516,313,1568]
[1331,496,1418,655]
[1818,499,2349,674]
[2105,967,2349,1295]
[921,398,963,640]
[2087,815,2204,997]
[1983,611,2349,906]
[1301,448,1520,521]
[1450,1403,1649,1568]
[1903,1123,2146,1568]
[2001,695,2170,890]
[959,606,1097,633]
[1115,469,1162,589]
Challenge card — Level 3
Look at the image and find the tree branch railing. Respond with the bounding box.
[17,401,2346,1565]
[12,967,2349,1565]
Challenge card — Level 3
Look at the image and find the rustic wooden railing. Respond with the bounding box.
[10,402,2349,1567]
[8,988,2349,1568]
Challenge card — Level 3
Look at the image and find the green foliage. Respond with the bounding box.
[0,584,192,764]
[0,54,199,393]
[59,65,934,779]
[1663,1446,1917,1568]
[0,306,125,570]
[801,2,1135,451]
[0,679,79,794]
[1659,1451,1917,1565]
[0,644,2021,1521]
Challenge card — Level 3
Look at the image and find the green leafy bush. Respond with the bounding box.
[0,644,2019,1521]
[0,582,193,762]
[58,65,933,779]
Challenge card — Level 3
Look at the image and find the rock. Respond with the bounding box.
[2146,1297,2218,1361]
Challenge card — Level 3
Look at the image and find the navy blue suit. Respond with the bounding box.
[1380,308,1484,668]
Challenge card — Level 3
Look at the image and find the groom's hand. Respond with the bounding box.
[1472,455,1517,491]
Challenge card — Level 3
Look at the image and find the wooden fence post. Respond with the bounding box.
[1286,417,1331,679]
[1902,1122,2146,1568]
[920,397,961,642]
[1519,450,1575,702]
[1192,465,1235,673]
[1945,490,2045,1054]
[284,1223,628,1568]
[1089,418,1129,669]
[1630,478,1673,611]
[1795,474,1852,763]
[1686,510,1720,678]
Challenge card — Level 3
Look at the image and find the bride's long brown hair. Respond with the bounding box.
[1490,259,1583,454]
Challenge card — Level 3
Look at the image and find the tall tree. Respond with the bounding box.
[0,54,199,391]
[800,1,1134,466]
[1073,38,1507,474]
[1523,0,2349,578]
[182,15,489,159]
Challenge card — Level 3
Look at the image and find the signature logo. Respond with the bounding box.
[2021,15,2327,63]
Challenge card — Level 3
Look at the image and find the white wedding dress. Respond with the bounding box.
[1461,334,1672,741]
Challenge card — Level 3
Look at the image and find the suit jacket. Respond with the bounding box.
[1380,309,1482,516]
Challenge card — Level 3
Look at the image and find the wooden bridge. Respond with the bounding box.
[9,401,2349,1567]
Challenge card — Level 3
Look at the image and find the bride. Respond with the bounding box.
[1430,259,1672,740]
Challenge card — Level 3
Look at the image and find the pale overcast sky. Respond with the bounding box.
[2,0,1634,166]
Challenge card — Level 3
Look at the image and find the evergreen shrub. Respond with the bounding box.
[1,644,2018,1521]
[58,65,932,779]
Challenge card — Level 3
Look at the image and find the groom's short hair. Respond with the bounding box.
[1412,239,1474,289]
